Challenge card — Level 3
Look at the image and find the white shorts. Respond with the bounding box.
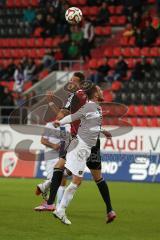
[65,138,91,177]
[45,158,59,180]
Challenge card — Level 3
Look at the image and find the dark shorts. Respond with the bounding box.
[86,139,102,170]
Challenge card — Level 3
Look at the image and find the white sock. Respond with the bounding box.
[56,186,66,208]
[39,179,51,193]
[57,182,78,213]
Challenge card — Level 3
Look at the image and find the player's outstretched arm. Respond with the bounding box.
[59,105,85,125]
[41,137,60,151]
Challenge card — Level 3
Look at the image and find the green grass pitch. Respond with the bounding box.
[0,178,159,240]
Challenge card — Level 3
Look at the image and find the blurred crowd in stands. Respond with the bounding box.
[0,0,160,123]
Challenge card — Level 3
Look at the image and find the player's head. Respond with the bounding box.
[85,84,104,102]
[56,109,69,120]
[70,72,85,89]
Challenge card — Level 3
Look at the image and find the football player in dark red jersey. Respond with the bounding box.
[37,72,116,223]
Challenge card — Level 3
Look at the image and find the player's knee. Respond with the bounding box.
[91,170,102,181]
[72,177,82,186]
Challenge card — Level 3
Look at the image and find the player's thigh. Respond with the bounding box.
[55,157,65,169]
[72,174,83,186]
[46,158,59,179]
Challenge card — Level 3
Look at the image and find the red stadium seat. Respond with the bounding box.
[44,38,53,47]
[146,106,155,116]
[136,105,146,117]
[118,16,126,25]
[18,38,27,48]
[138,118,149,127]
[150,47,159,57]
[155,38,160,45]
[115,6,123,14]
[113,47,121,57]
[108,58,116,68]
[27,38,35,48]
[126,105,136,117]
[6,0,14,7]
[36,48,45,58]
[104,48,113,57]
[150,118,158,127]
[78,0,87,5]
[154,106,160,116]
[15,0,22,7]
[129,37,135,46]
[31,0,39,7]
[126,58,135,68]
[120,37,128,46]
[130,117,138,126]
[81,7,88,15]
[110,16,117,25]
[141,47,150,57]
[108,6,115,14]
[111,81,122,91]
[89,7,99,15]
[88,59,98,69]
[123,48,132,57]
[69,0,78,5]
[132,47,140,57]
[35,38,44,47]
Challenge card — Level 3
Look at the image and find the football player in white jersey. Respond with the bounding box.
[34,110,70,211]
[53,84,108,224]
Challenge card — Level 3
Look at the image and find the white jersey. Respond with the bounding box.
[42,122,70,161]
[60,101,102,147]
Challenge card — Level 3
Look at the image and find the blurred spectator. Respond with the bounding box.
[24,59,37,82]
[81,18,95,60]
[142,21,157,46]
[41,15,56,37]
[96,2,110,25]
[157,0,160,16]
[13,64,25,93]
[54,47,63,61]
[134,28,143,47]
[98,57,111,81]
[87,0,102,6]
[3,59,16,81]
[123,23,134,42]
[33,12,45,32]
[1,87,15,123]
[114,56,128,80]
[70,25,83,44]
[68,41,79,59]
[88,70,102,85]
[131,60,144,80]
[130,11,141,28]
[141,57,152,74]
[60,34,70,59]
[57,2,70,36]
[0,0,5,7]
[22,6,36,26]
[42,50,56,69]
[0,64,5,78]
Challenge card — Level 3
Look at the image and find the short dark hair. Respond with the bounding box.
[73,72,85,83]
[85,84,97,100]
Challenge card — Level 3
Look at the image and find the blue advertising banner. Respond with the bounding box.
[35,151,160,183]
[84,152,160,182]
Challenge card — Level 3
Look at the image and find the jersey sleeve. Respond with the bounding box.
[42,123,50,140]
[60,104,87,125]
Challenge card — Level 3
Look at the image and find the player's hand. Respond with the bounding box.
[103,131,112,139]
[54,120,60,128]
[52,144,60,151]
